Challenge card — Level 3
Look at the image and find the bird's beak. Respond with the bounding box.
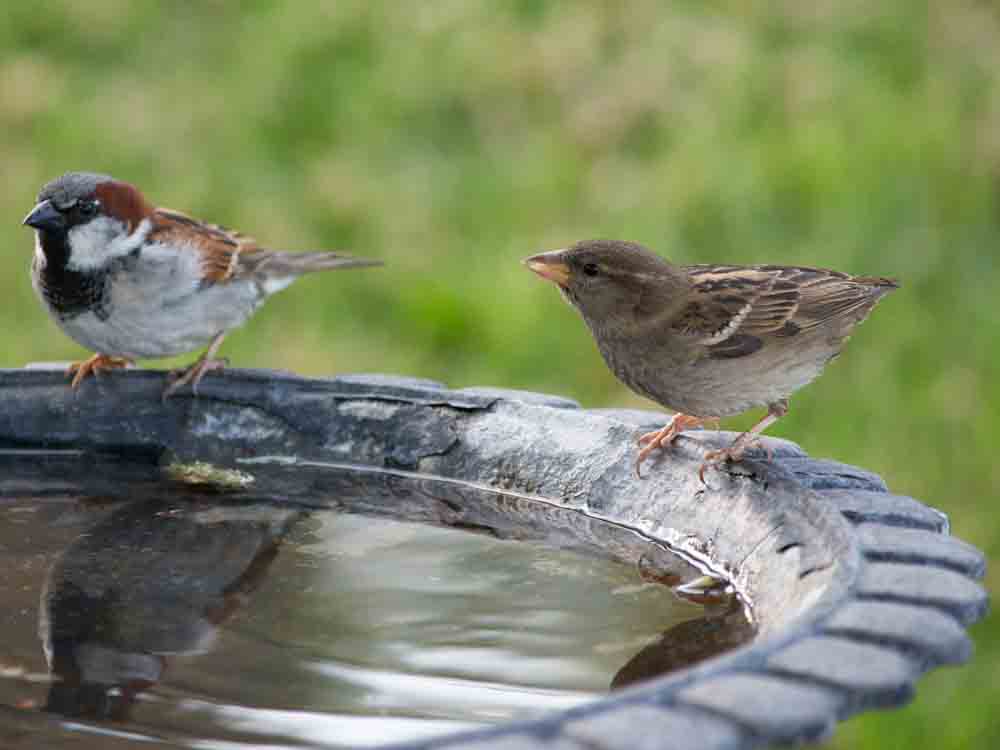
[523,250,571,287]
[23,199,64,232]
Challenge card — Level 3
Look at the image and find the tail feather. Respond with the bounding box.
[239,250,382,290]
[853,275,900,294]
[238,250,381,295]
[250,250,382,277]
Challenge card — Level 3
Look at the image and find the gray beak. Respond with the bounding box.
[23,199,64,232]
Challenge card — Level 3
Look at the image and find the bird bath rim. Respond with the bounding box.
[0,366,986,749]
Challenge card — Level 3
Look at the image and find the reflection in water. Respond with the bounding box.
[0,454,755,748]
[612,596,754,689]
[41,497,299,721]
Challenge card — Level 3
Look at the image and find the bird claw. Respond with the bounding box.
[66,354,133,389]
[698,437,772,484]
[162,357,228,401]
[633,450,651,479]
[756,439,775,462]
[634,414,712,479]
[636,430,661,447]
[634,427,673,478]
[698,448,738,484]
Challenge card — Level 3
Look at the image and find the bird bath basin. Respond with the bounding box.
[0,368,987,749]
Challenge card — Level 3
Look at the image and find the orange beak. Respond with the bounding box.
[524,250,571,287]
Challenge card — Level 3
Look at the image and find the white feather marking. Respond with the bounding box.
[66,217,151,271]
[704,301,752,345]
[262,276,295,295]
[222,246,240,280]
[33,235,46,269]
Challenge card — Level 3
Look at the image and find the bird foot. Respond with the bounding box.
[698,436,771,484]
[163,357,229,400]
[698,446,743,484]
[66,354,134,389]
[634,414,713,478]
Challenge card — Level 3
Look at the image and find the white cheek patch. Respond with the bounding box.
[66,217,151,272]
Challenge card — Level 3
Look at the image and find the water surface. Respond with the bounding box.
[0,452,753,748]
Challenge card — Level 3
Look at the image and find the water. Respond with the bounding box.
[0,452,753,749]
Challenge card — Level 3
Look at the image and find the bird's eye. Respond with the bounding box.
[78,201,98,218]
[582,263,600,277]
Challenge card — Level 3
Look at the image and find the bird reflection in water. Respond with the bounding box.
[26,460,756,734]
[40,494,301,721]
[613,575,754,689]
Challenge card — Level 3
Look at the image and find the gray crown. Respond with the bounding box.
[38,172,115,208]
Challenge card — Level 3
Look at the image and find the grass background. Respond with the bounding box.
[0,1,995,747]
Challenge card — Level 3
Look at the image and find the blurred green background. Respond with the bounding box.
[0,1,994,747]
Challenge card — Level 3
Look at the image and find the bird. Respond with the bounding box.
[524,239,899,480]
[23,172,381,398]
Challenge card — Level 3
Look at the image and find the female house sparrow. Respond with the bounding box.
[23,172,380,398]
[525,240,898,479]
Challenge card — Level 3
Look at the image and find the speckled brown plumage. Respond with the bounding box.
[525,239,899,479]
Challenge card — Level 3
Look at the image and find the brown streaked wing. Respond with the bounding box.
[674,264,896,359]
[149,208,260,283]
[674,267,801,343]
[775,267,897,332]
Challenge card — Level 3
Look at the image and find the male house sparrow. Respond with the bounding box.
[24,172,380,398]
[525,240,898,479]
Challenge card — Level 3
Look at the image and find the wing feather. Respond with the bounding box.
[674,264,897,360]
[148,208,260,283]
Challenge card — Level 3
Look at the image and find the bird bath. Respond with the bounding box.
[0,368,987,749]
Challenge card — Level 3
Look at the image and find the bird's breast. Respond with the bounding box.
[32,256,111,321]
[31,241,265,360]
[594,333,832,418]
